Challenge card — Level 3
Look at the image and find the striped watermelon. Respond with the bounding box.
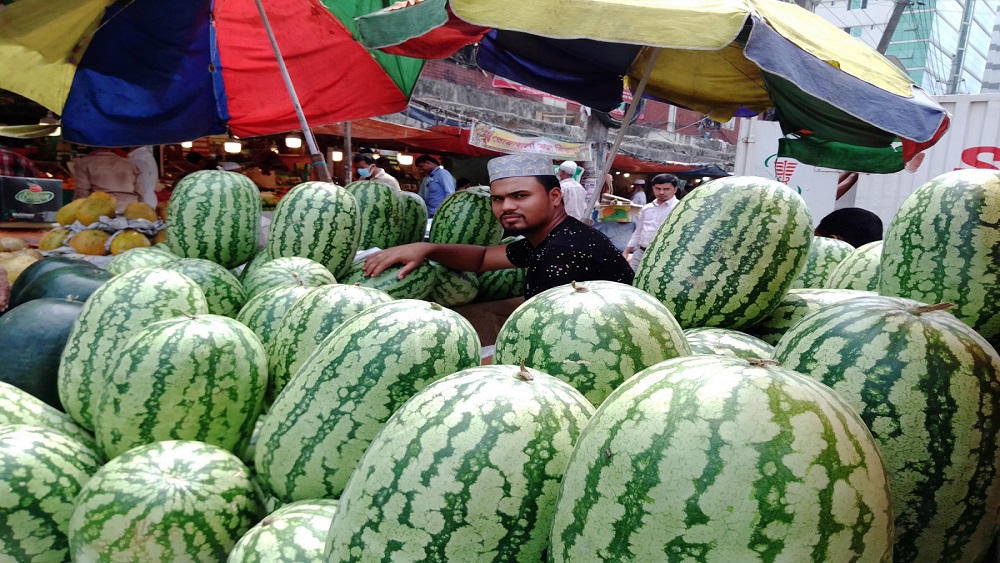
[0,425,101,563]
[340,260,438,299]
[549,354,893,562]
[475,266,525,302]
[266,181,361,280]
[325,364,595,562]
[105,244,176,275]
[634,176,812,329]
[396,190,428,245]
[746,288,875,346]
[428,185,503,246]
[167,170,262,269]
[236,285,315,351]
[163,257,247,317]
[825,240,883,291]
[773,296,1000,562]
[241,256,336,299]
[494,280,691,406]
[57,268,209,430]
[878,169,1000,349]
[93,314,267,460]
[683,326,775,359]
[427,263,479,306]
[228,500,338,562]
[0,380,96,452]
[343,180,401,250]
[68,440,260,562]
[789,236,855,289]
[255,299,481,502]
[265,284,393,403]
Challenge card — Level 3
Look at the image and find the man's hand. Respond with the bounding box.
[362,243,432,280]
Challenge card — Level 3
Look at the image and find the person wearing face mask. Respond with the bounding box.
[352,152,400,191]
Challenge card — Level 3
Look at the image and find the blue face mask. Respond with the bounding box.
[357,167,372,178]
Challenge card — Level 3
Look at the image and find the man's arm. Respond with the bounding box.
[363,242,514,279]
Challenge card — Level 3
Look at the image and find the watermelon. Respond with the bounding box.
[878,168,1000,349]
[265,284,393,403]
[10,266,114,308]
[549,355,893,562]
[239,247,273,282]
[340,260,437,299]
[324,364,595,562]
[0,381,96,451]
[494,280,691,406]
[427,263,479,306]
[789,236,855,289]
[167,170,262,269]
[825,240,883,291]
[475,266,525,302]
[266,181,361,280]
[105,244,176,275]
[746,288,875,346]
[68,440,261,562]
[773,296,1000,562]
[8,256,98,306]
[163,257,248,317]
[428,185,503,246]
[682,326,775,359]
[241,256,336,299]
[228,500,338,562]
[236,285,315,351]
[255,299,481,502]
[57,268,209,431]
[0,298,83,410]
[633,176,812,329]
[396,190,428,245]
[343,180,401,250]
[0,425,101,563]
[93,314,268,460]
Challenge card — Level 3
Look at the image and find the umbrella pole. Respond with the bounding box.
[254,0,333,183]
[343,121,353,185]
[583,47,661,224]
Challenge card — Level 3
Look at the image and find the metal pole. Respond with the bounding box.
[582,47,661,224]
[254,0,333,183]
[343,121,353,185]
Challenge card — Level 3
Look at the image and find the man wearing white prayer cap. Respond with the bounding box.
[363,153,633,299]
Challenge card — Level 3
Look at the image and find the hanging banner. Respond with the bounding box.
[469,121,592,161]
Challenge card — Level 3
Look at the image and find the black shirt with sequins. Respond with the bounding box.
[505,216,635,299]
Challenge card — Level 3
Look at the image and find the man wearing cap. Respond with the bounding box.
[630,179,647,205]
[556,161,588,221]
[623,173,680,270]
[363,153,634,299]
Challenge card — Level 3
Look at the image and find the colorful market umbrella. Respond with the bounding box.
[0,0,423,152]
[358,0,950,176]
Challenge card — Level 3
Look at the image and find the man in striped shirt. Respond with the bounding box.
[0,144,40,178]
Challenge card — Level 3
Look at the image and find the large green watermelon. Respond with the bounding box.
[325,364,594,562]
[773,295,1000,562]
[395,190,429,245]
[343,180,401,250]
[266,181,361,280]
[68,440,261,562]
[0,381,96,451]
[255,299,481,502]
[878,168,1000,349]
[241,256,336,299]
[549,355,893,562]
[494,280,691,406]
[825,240,883,291]
[428,185,503,246]
[93,315,267,460]
[163,257,247,317]
[228,500,338,562]
[167,170,262,269]
[634,175,812,329]
[789,235,855,289]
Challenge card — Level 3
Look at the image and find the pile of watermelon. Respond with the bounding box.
[1,168,998,562]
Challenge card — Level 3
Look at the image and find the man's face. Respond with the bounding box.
[652,182,677,203]
[417,161,436,175]
[490,176,559,235]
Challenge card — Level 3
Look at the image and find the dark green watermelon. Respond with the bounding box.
[9,257,99,307]
[0,298,84,410]
[12,266,113,308]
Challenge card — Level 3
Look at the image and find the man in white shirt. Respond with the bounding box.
[623,173,680,270]
[629,179,647,205]
[556,160,588,221]
[353,152,401,191]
